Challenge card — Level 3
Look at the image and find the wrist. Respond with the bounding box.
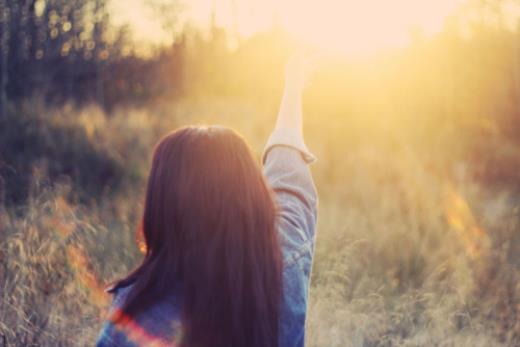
[283,82,303,98]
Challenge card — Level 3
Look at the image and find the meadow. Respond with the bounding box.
[1,88,519,346]
[2,1,520,345]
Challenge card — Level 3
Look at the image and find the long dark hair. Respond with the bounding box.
[112,126,283,347]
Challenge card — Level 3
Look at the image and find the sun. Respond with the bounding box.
[274,0,463,56]
[188,0,464,56]
[112,0,464,56]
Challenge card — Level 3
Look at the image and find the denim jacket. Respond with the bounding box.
[96,128,318,347]
[263,128,318,347]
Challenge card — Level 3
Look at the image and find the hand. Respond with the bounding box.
[284,53,319,94]
[275,52,320,133]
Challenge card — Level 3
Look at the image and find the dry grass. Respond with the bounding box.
[1,98,519,346]
[307,149,520,346]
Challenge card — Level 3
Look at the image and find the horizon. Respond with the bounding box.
[109,0,477,56]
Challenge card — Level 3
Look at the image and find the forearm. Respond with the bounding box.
[274,84,303,134]
[262,53,316,164]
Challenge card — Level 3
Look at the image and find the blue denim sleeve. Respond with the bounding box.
[95,287,135,347]
[263,129,318,347]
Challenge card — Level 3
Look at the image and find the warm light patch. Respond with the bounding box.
[276,0,463,56]
[184,0,463,56]
[110,309,176,347]
[136,220,147,254]
[443,185,489,258]
[112,0,464,56]
[67,245,109,307]
[44,195,109,307]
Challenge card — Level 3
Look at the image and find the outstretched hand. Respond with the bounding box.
[275,52,320,133]
[284,52,320,94]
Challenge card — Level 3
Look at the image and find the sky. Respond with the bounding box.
[108,0,275,45]
[108,0,520,55]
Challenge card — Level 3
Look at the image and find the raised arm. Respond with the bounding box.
[263,54,318,241]
[275,56,306,134]
[263,55,318,347]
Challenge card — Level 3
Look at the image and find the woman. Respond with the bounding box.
[96,56,318,347]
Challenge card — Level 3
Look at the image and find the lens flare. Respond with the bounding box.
[443,185,489,258]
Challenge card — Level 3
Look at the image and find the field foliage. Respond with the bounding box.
[1,93,519,346]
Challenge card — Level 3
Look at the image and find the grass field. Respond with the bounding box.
[1,96,519,346]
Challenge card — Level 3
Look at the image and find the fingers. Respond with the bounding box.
[294,50,328,75]
[284,48,329,91]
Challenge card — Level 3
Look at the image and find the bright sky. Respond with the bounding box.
[110,0,468,55]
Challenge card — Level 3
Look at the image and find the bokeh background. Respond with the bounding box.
[1,0,520,346]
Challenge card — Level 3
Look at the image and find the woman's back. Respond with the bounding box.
[96,55,318,347]
[97,285,183,346]
[97,142,317,347]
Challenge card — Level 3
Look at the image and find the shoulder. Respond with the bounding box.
[96,285,183,346]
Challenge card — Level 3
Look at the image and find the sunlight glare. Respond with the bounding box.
[275,0,463,55]
[112,0,464,56]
